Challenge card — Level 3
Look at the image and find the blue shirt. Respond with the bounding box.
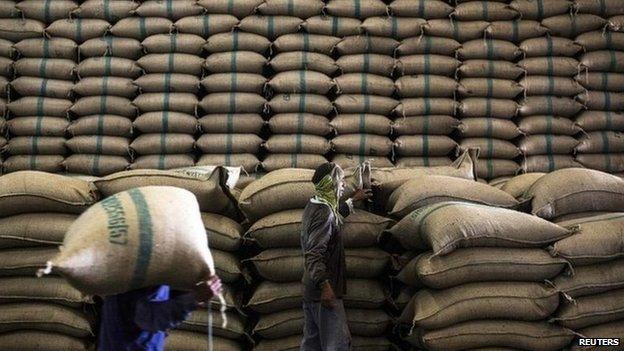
[98,285,198,351]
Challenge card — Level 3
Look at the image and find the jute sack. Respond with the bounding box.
[45,19,110,43]
[520,36,582,57]
[134,112,197,134]
[519,57,579,76]
[554,288,624,329]
[205,32,271,54]
[459,78,524,99]
[576,31,624,52]
[336,54,393,77]
[8,117,69,137]
[334,35,398,56]
[517,115,582,136]
[331,114,391,135]
[554,259,624,298]
[398,54,459,77]
[204,51,267,74]
[411,282,559,330]
[509,0,571,20]
[459,98,518,119]
[325,0,387,19]
[551,213,624,266]
[0,302,93,338]
[395,98,457,116]
[458,60,523,79]
[576,131,624,153]
[63,155,130,177]
[131,133,192,154]
[212,249,242,284]
[269,113,331,135]
[270,52,337,76]
[79,37,143,60]
[394,135,457,157]
[396,75,457,98]
[521,155,582,173]
[200,114,263,134]
[398,248,567,289]
[134,74,200,94]
[542,14,606,38]
[576,154,624,173]
[94,168,238,217]
[130,154,195,170]
[0,331,89,351]
[7,97,71,117]
[578,91,624,111]
[575,0,624,16]
[76,57,143,78]
[254,335,392,351]
[66,136,130,156]
[0,276,87,308]
[16,0,77,22]
[389,0,452,18]
[0,247,58,276]
[174,14,239,38]
[43,186,217,295]
[2,155,64,173]
[5,137,66,155]
[331,134,393,156]
[334,95,398,115]
[238,15,303,40]
[387,201,568,253]
[576,72,624,92]
[453,1,518,21]
[262,153,327,172]
[0,1,15,18]
[501,173,545,198]
[14,37,77,60]
[74,0,137,22]
[486,20,548,42]
[302,15,362,37]
[458,118,520,140]
[201,73,265,94]
[165,330,242,351]
[197,0,263,19]
[580,50,624,72]
[136,53,203,75]
[269,71,333,94]
[133,93,198,115]
[273,33,341,55]
[0,19,44,42]
[0,213,76,248]
[202,212,242,252]
[257,0,323,17]
[423,19,488,42]
[14,58,75,80]
[110,17,173,41]
[0,171,96,217]
[196,133,262,154]
[268,93,332,115]
[335,73,395,96]
[523,168,624,219]
[73,77,137,98]
[179,309,245,339]
[519,96,583,117]
[518,135,579,155]
[361,16,425,39]
[458,39,521,61]
[395,157,452,167]
[572,321,624,351]
[419,320,575,351]
[0,56,10,77]
[200,93,266,114]
[576,110,624,132]
[396,36,460,56]
[264,134,330,154]
[135,0,202,20]
[70,96,136,118]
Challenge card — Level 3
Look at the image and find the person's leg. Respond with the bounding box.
[300,301,322,351]
[318,300,351,351]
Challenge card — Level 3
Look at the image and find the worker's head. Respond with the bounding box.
[313,162,345,198]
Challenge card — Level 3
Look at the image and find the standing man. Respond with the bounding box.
[300,163,372,351]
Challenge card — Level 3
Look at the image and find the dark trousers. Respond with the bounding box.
[300,300,351,351]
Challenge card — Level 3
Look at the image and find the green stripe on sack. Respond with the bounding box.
[424,54,430,75]
[606,111,613,130]
[295,70,307,156]
[547,76,554,95]
[354,0,361,20]
[486,78,493,98]
[486,158,493,179]
[570,14,578,37]
[599,0,607,17]
[76,19,83,44]
[331,16,339,37]
[536,0,544,20]
[545,115,553,134]
[601,131,612,172]
[417,0,425,17]
[424,36,432,55]
[227,0,234,14]
[202,15,210,38]
[128,189,154,290]
[103,0,111,22]
[609,50,617,72]
[545,134,555,172]
[391,16,398,39]
[487,60,494,77]
[545,36,553,56]
[104,36,114,56]
[423,116,430,166]
[604,90,612,111]
[606,29,613,49]
[166,0,173,19]
[512,20,519,44]
[481,1,489,21]
[267,16,275,40]
[485,119,493,178]
[44,0,51,24]
[600,72,609,91]
[139,17,147,40]
[287,0,294,16]
[92,121,104,175]
[486,39,493,60]
[546,56,554,78]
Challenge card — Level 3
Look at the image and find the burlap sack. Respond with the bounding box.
[204,51,267,74]
[200,93,266,114]
[268,93,332,115]
[205,32,270,53]
[201,212,242,252]
[520,36,582,57]
[519,96,583,117]
[420,320,575,351]
[396,36,460,56]
[501,173,545,198]
[14,58,76,80]
[261,153,326,172]
[257,0,323,17]
[486,20,548,42]
[273,33,341,55]
[518,135,579,155]
[423,19,487,42]
[269,71,333,94]
[45,186,217,295]
[174,14,238,38]
[134,73,200,94]
[74,0,138,22]
[577,30,624,52]
[521,155,582,173]
[581,50,624,72]
[510,0,571,20]
[269,113,330,135]
[394,135,456,157]
[76,57,142,79]
[453,1,518,20]
[131,154,195,170]
[334,73,394,96]
[179,309,245,339]
[0,19,45,42]
[0,276,87,309]
[542,14,606,38]
[395,98,457,116]
[0,331,90,351]
[459,97,517,119]
[398,54,459,77]
[519,57,579,76]
[136,53,203,75]
[130,133,194,155]
[197,0,262,19]
[212,249,242,283]
[264,134,330,154]
[334,95,398,115]
[458,60,523,79]
[270,51,337,75]
[458,118,519,140]
[238,15,303,40]
[396,75,457,98]
[94,168,237,217]
[459,39,520,61]
[6,136,67,155]
[134,112,197,134]
[110,17,173,41]
[576,131,624,153]
[399,248,566,289]
[135,0,202,20]
[66,136,130,156]
[199,114,262,134]
[395,157,452,167]
[302,15,361,37]
[335,35,398,56]
[69,115,132,137]
[554,259,624,298]
[64,154,130,177]
[0,247,58,276]
[73,76,137,98]
[555,288,624,329]
[578,91,624,111]
[577,72,624,92]
[2,155,64,173]
[14,37,77,59]
[518,116,581,136]
[8,117,68,137]
[389,0,452,18]
[576,111,624,132]
[201,73,265,94]
[331,134,393,156]
[524,168,624,219]
[0,213,75,248]
[552,213,624,265]
[575,0,624,16]
[461,138,520,159]
[16,0,77,22]
[411,282,558,329]
[166,330,242,351]
[0,303,93,338]
[197,154,260,173]
[325,0,387,19]
[459,78,524,99]
[576,154,624,173]
[331,114,391,135]
[70,96,136,118]
[78,36,140,60]
[45,19,110,43]
[572,321,624,351]
[196,133,262,154]
[133,93,198,115]
[361,16,425,39]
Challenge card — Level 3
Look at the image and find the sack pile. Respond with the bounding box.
[0,7,10,172]
[0,170,98,350]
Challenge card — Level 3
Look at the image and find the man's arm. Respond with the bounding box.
[133,290,198,332]
[304,206,333,289]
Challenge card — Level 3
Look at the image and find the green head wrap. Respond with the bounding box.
[313,174,342,224]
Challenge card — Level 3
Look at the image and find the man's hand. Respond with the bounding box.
[195,275,222,306]
[320,280,336,309]
[351,188,373,202]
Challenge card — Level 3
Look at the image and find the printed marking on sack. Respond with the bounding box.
[101,195,129,245]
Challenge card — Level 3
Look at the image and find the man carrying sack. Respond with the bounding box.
[300,163,372,351]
